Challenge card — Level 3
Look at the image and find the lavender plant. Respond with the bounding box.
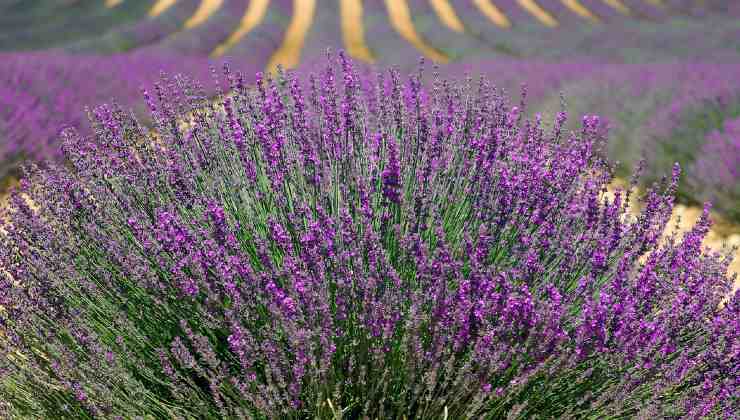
[0,54,738,419]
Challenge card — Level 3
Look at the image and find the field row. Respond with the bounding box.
[3,0,739,72]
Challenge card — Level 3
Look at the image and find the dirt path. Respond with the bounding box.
[149,0,178,18]
[266,0,316,74]
[210,0,269,57]
[383,0,449,63]
[472,0,512,28]
[340,0,376,63]
[516,0,559,27]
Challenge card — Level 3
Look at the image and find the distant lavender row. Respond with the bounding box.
[0,1,150,51]
[452,10,740,62]
[0,51,259,178]
[690,117,740,221]
[66,0,201,54]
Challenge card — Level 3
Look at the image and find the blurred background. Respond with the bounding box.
[1,0,739,280]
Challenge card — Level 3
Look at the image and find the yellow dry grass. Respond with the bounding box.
[211,0,270,57]
[183,0,223,29]
[340,0,376,63]
[560,0,601,22]
[601,0,631,15]
[429,0,465,33]
[148,0,178,18]
[266,0,316,74]
[104,0,123,7]
[383,0,449,63]
[472,0,512,28]
[516,0,559,27]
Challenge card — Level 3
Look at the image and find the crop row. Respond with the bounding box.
[4,0,740,67]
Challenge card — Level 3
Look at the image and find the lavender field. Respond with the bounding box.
[0,1,738,418]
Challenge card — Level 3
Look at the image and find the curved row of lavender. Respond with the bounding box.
[0,51,260,180]
[454,11,740,62]
[1,55,737,418]
[691,117,740,221]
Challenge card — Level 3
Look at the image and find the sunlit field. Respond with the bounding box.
[0,1,738,418]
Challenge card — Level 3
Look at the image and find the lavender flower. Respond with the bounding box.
[0,55,737,418]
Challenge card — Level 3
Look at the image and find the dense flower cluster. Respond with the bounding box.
[0,55,738,418]
[513,60,740,221]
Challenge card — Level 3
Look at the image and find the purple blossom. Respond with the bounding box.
[0,55,737,418]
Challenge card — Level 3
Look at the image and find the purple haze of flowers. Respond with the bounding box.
[698,118,740,185]
[690,117,740,220]
[0,51,259,177]
[0,54,737,418]
[645,64,740,142]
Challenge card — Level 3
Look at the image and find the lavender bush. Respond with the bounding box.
[1,55,738,418]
